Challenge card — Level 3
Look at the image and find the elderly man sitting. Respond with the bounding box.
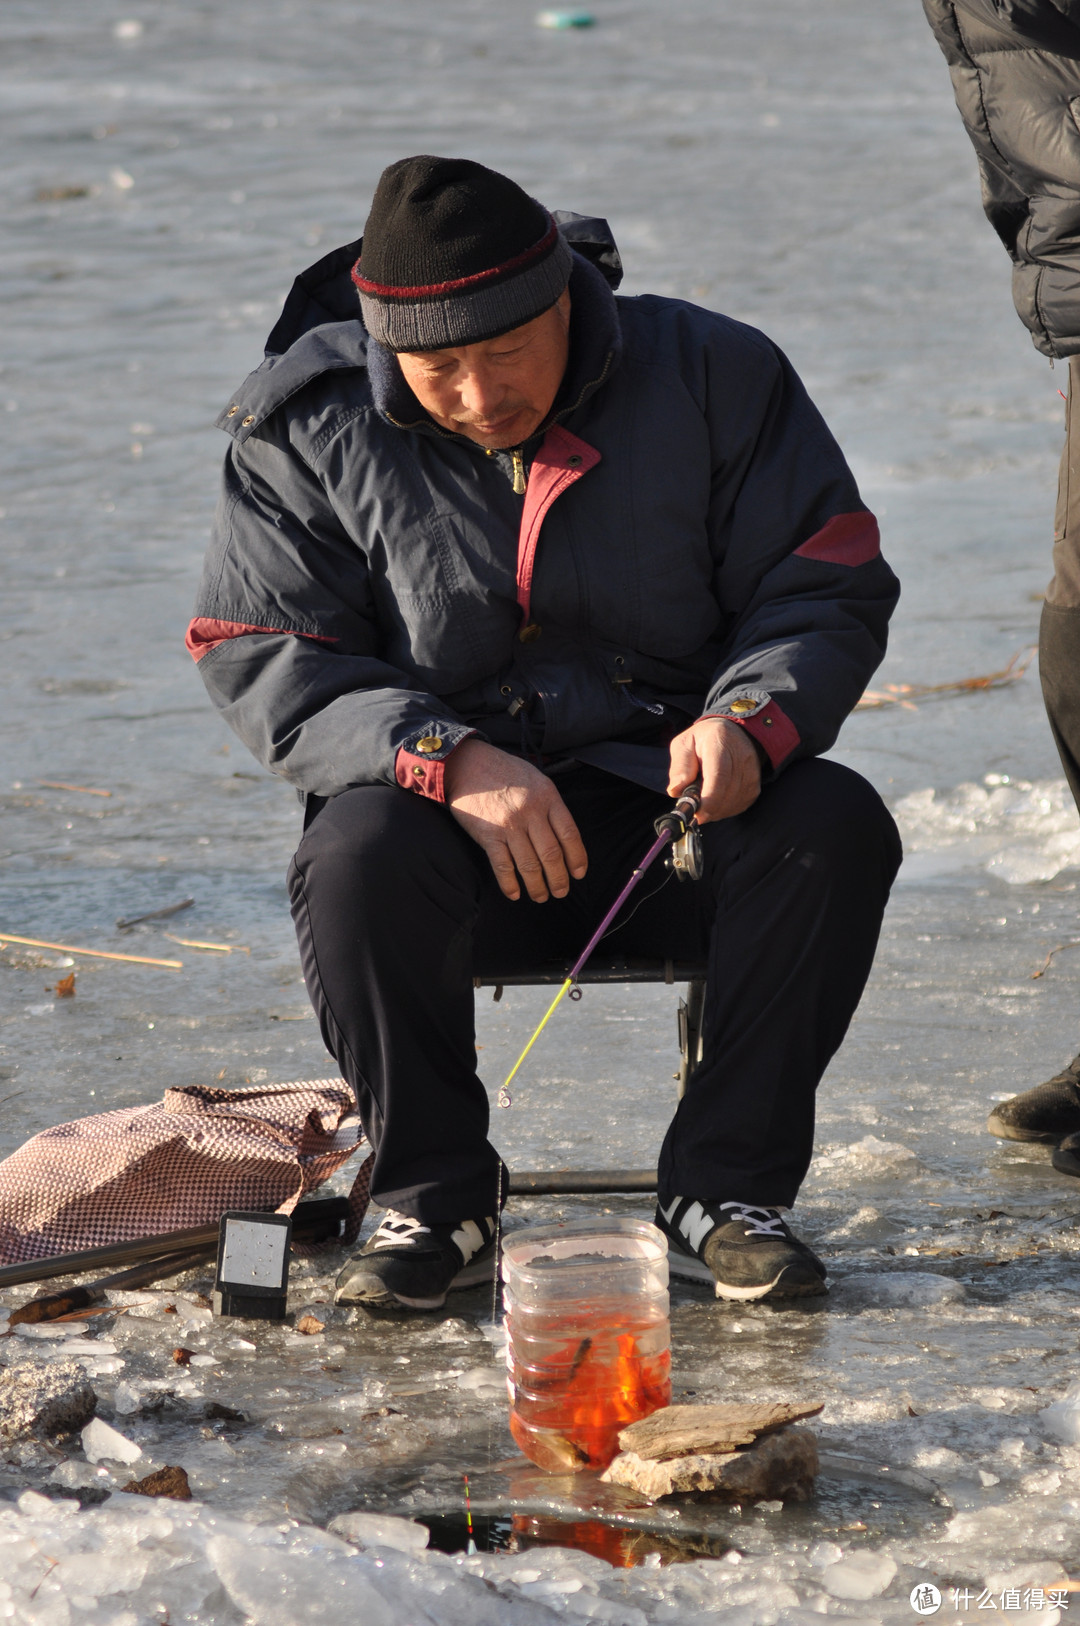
[188,156,901,1310]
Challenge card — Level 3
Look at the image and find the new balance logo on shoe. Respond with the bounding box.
[655,1194,827,1302]
[334,1210,497,1311]
[659,1195,715,1253]
[450,1218,488,1265]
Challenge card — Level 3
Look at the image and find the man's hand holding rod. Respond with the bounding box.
[667,717,762,823]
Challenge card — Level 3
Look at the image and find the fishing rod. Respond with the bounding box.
[497,782,702,1107]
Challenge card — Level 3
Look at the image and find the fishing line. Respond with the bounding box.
[595,862,676,945]
[496,783,701,1109]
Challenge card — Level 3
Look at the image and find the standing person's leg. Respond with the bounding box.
[991,353,1080,1147]
[1041,353,1080,805]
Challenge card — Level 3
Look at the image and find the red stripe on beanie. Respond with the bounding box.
[352,218,559,300]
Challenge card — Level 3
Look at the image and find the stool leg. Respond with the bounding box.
[676,978,706,1101]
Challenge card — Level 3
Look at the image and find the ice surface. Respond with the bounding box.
[5,0,1080,1617]
[893,779,1080,884]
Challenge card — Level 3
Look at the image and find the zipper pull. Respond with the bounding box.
[511,448,526,496]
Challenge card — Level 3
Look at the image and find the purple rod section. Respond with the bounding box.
[568,827,674,983]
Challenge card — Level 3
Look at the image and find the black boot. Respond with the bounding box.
[987,1055,1080,1144]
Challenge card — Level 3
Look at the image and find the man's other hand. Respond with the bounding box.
[444,739,588,902]
[668,717,762,823]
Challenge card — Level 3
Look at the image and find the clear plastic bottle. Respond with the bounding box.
[502,1218,671,1473]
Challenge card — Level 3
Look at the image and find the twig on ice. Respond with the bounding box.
[856,646,1036,710]
[1031,939,1080,980]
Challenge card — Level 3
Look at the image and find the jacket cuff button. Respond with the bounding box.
[415,735,443,754]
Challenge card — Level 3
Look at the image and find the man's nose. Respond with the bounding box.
[457,365,506,419]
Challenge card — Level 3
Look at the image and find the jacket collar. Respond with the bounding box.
[366,251,622,448]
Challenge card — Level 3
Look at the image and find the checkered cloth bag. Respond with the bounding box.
[0,1081,372,1265]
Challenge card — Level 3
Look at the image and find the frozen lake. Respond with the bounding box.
[4,0,1080,1619]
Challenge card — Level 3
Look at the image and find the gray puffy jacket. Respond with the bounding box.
[189,225,898,801]
[924,0,1080,358]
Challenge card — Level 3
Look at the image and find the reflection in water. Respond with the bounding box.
[420,1509,732,1567]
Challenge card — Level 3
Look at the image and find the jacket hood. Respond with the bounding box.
[214,321,369,443]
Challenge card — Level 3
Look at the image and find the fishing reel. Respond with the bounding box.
[668,823,704,882]
[654,783,704,882]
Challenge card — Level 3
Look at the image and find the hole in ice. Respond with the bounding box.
[418,1510,734,1566]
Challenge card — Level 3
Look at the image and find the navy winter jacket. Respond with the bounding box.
[189,223,898,801]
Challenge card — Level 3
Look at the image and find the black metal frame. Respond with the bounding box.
[474,957,707,1196]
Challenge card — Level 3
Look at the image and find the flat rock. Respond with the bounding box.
[616,1401,824,1461]
[122,1464,192,1501]
[0,1360,96,1441]
[602,1424,819,1501]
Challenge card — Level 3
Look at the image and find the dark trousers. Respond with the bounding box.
[1043,354,1080,811]
[288,760,901,1224]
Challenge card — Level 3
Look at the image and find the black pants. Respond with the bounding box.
[288,760,901,1224]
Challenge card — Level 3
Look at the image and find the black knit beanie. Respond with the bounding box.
[352,155,573,351]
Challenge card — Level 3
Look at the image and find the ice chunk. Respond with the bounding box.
[457,1365,508,1396]
[48,1338,118,1355]
[985,1561,1069,1594]
[846,1135,915,1168]
[842,1271,964,1307]
[50,1459,111,1490]
[1040,1382,1080,1443]
[208,1535,402,1626]
[54,1546,150,1596]
[433,1317,479,1342]
[821,1550,897,1599]
[82,1416,142,1464]
[113,1381,141,1415]
[327,1510,430,1553]
[808,1541,844,1568]
[563,1599,648,1624]
[17,1489,72,1517]
[15,1321,89,1339]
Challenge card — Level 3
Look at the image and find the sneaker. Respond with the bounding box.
[656,1196,827,1302]
[334,1210,497,1311]
[987,1055,1080,1144]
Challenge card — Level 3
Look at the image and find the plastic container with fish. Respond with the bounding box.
[502,1218,671,1472]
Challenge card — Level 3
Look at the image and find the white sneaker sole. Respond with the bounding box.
[360,1247,498,1311]
[666,1239,825,1301]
